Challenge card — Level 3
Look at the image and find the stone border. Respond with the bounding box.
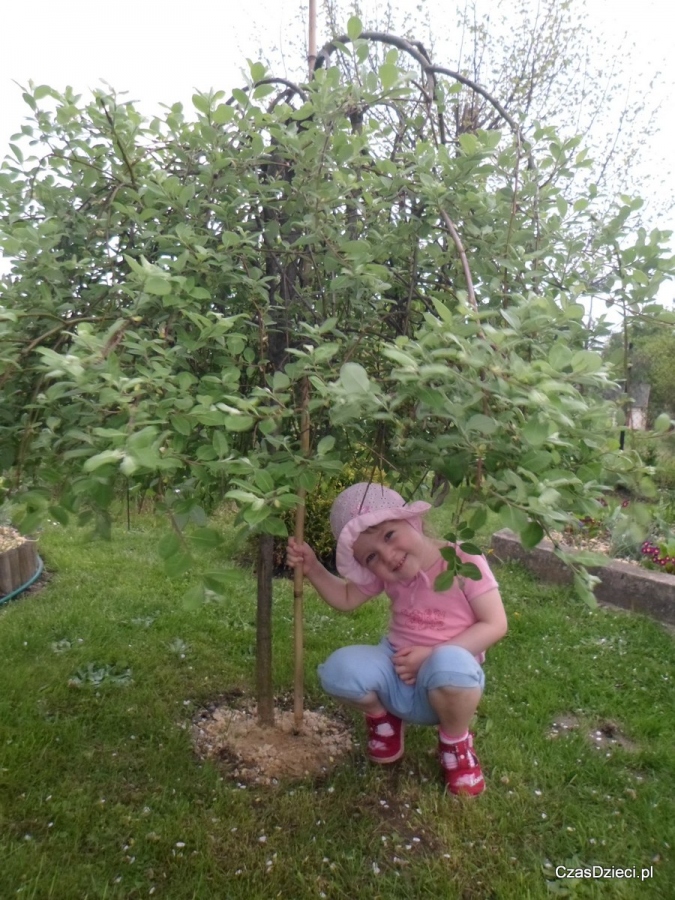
[490,529,675,626]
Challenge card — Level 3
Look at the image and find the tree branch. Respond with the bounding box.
[439,209,477,311]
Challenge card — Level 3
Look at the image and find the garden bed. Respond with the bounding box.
[490,529,675,626]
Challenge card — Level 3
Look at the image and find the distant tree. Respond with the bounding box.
[604,320,675,424]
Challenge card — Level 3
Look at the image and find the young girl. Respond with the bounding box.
[286,481,507,796]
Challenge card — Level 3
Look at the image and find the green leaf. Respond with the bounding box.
[458,133,478,155]
[521,450,552,473]
[243,506,271,526]
[571,349,603,373]
[189,527,222,550]
[273,371,291,392]
[458,563,482,580]
[440,546,458,565]
[213,104,234,125]
[83,450,123,472]
[654,413,671,433]
[196,445,217,461]
[458,542,482,556]
[298,471,318,492]
[379,63,398,90]
[573,572,598,609]
[223,415,255,432]
[203,571,242,593]
[254,469,275,493]
[522,419,549,447]
[158,532,182,559]
[563,303,586,321]
[49,505,70,526]
[347,15,363,40]
[440,453,471,487]
[261,516,287,537]
[317,435,335,455]
[171,415,192,436]
[248,60,266,82]
[520,521,544,549]
[120,455,138,476]
[226,489,261,505]
[145,276,172,296]
[499,505,528,533]
[192,93,211,114]
[212,431,229,457]
[548,343,572,370]
[164,551,193,578]
[638,476,657,499]
[340,362,371,394]
[466,414,497,435]
[431,298,454,323]
[434,570,456,592]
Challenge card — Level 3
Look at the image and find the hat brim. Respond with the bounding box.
[335,501,432,589]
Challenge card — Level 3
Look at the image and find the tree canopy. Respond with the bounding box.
[1,17,674,722]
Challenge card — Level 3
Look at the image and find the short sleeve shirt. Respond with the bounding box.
[360,545,499,658]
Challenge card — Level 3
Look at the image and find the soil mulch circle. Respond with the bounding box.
[192,698,354,786]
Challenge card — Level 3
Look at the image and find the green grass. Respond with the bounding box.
[1,515,674,899]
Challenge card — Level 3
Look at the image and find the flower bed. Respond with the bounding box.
[490,529,675,626]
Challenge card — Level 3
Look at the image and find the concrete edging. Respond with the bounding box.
[489,529,675,626]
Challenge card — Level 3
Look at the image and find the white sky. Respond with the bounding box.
[1,0,673,252]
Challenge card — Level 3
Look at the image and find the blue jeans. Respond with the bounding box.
[318,639,485,726]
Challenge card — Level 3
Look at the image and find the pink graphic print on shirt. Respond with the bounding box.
[397,606,446,632]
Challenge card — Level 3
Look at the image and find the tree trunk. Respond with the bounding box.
[256,533,275,726]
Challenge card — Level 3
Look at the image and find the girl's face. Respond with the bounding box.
[352,519,440,584]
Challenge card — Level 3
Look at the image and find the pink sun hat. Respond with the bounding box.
[329,482,432,588]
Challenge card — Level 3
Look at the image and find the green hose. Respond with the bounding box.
[0,555,44,606]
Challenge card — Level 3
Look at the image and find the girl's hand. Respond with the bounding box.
[286,537,319,576]
[392,646,433,685]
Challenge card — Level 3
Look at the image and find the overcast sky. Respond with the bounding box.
[1,0,673,254]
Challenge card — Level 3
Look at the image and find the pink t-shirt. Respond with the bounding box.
[360,546,499,659]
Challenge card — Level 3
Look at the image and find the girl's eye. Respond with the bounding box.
[366,552,376,565]
[385,530,394,541]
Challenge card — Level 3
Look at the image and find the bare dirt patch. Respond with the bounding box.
[192,700,354,786]
[588,720,640,753]
[548,714,639,753]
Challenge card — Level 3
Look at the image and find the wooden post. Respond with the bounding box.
[256,533,275,727]
[293,377,311,730]
[308,0,317,80]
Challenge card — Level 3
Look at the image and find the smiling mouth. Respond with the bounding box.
[392,554,407,573]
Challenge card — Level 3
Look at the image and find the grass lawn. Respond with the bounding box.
[1,513,673,899]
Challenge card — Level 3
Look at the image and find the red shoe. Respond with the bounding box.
[438,732,485,796]
[365,711,405,763]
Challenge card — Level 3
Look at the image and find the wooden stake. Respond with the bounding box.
[293,377,311,729]
[308,0,317,80]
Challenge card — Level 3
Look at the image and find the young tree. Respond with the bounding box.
[1,19,671,721]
